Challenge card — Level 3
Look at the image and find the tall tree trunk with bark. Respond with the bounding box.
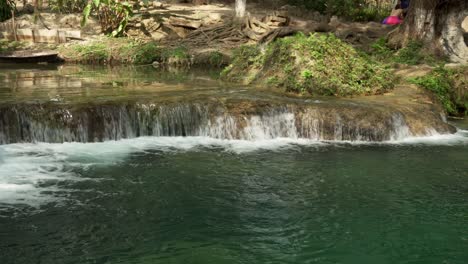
[388,0,468,62]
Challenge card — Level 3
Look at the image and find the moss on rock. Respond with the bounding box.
[221,33,396,96]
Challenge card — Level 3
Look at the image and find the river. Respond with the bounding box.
[0,65,467,264]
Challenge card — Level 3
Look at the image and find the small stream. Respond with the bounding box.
[0,65,467,264]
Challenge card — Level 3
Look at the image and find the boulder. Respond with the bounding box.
[462,16,468,33]
[169,16,202,29]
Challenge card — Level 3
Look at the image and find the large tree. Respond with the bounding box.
[389,0,468,62]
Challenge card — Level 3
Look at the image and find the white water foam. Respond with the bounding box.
[0,131,466,209]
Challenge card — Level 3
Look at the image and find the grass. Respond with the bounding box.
[222,33,395,96]
[60,37,190,65]
[369,38,443,66]
[0,40,25,53]
[410,66,468,116]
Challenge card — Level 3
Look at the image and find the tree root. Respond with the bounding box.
[177,14,296,49]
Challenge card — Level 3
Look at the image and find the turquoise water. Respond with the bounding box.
[0,65,467,264]
[0,136,467,264]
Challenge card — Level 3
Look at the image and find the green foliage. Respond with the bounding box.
[0,40,24,53]
[130,42,160,64]
[49,0,87,13]
[208,51,226,67]
[61,38,192,66]
[82,0,133,37]
[223,33,395,96]
[370,37,394,60]
[0,0,14,22]
[369,39,444,66]
[411,66,468,116]
[71,42,109,63]
[393,41,425,65]
[285,0,391,22]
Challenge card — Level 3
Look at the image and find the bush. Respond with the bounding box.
[368,39,444,66]
[0,40,24,52]
[0,0,14,22]
[370,37,394,60]
[411,66,468,116]
[60,38,192,66]
[222,33,395,96]
[284,0,391,22]
[49,0,87,13]
[82,0,133,37]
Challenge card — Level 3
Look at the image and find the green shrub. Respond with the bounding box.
[72,42,109,62]
[120,42,161,64]
[393,41,425,65]
[0,0,14,22]
[49,0,87,13]
[208,51,225,67]
[284,0,391,22]
[0,40,24,52]
[82,0,133,37]
[410,66,467,116]
[222,33,395,96]
[370,37,394,60]
[369,39,444,65]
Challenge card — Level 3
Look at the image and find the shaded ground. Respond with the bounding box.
[0,1,395,60]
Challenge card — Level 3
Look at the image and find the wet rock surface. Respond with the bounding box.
[0,95,455,144]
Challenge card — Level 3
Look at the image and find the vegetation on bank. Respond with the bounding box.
[0,40,25,52]
[59,38,191,65]
[410,66,468,116]
[286,0,392,22]
[221,33,395,96]
[0,0,14,22]
[370,38,442,65]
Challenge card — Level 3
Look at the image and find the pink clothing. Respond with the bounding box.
[382,16,402,25]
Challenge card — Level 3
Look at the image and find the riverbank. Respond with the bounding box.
[0,2,466,117]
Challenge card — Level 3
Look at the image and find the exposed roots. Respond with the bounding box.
[176,14,296,49]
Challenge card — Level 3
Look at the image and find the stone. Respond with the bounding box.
[169,17,202,29]
[142,18,161,32]
[329,16,341,29]
[462,16,468,33]
[153,1,164,8]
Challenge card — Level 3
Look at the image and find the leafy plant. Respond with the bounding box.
[0,40,24,52]
[223,33,395,96]
[285,0,391,22]
[393,40,425,65]
[411,66,467,116]
[49,0,87,13]
[0,0,15,22]
[82,0,133,37]
[370,37,394,60]
[122,41,160,64]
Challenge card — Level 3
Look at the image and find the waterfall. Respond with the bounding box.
[0,101,453,144]
[235,0,246,18]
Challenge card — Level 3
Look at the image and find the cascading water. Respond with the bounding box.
[235,0,247,18]
[0,101,452,144]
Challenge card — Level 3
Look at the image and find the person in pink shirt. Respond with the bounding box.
[382,4,404,25]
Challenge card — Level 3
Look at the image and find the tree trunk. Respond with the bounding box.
[236,0,246,18]
[388,0,468,63]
